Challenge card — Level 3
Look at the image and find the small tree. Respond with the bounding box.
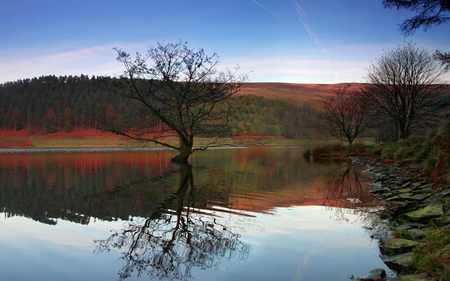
[364,43,444,140]
[323,88,366,145]
[113,42,245,162]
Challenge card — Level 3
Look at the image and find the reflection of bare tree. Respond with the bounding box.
[95,163,250,280]
[326,164,381,221]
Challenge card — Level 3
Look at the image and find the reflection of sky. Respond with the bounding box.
[0,205,388,281]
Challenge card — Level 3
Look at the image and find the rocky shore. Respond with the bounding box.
[355,158,450,281]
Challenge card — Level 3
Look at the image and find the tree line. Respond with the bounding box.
[0,75,321,138]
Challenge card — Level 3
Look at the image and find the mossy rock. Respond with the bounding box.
[399,188,413,193]
[358,268,386,281]
[399,193,414,199]
[406,193,432,201]
[383,252,413,271]
[381,238,418,255]
[414,187,434,195]
[404,203,444,222]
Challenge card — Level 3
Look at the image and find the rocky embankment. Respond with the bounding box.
[356,159,450,281]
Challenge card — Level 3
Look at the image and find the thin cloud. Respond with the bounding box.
[250,0,279,17]
[293,0,325,53]
[221,56,368,83]
[0,41,154,83]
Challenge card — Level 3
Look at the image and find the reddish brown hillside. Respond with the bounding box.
[238,82,366,109]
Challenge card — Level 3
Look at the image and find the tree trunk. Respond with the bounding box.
[171,135,193,163]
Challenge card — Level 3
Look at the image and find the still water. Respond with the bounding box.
[0,148,388,281]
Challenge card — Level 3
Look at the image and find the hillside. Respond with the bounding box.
[0,76,337,144]
[0,76,447,147]
[239,82,365,109]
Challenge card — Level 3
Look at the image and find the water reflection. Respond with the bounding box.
[0,148,386,281]
[95,163,250,280]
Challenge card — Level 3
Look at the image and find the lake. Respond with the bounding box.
[0,148,389,281]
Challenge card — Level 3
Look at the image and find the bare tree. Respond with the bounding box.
[323,88,366,145]
[383,0,450,69]
[364,43,444,140]
[113,41,246,162]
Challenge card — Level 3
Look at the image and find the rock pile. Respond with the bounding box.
[354,159,450,281]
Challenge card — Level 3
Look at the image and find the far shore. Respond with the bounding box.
[0,145,306,154]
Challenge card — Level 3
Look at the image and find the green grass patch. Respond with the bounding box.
[380,137,431,163]
[412,229,450,281]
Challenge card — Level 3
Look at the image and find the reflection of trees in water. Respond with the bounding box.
[0,149,343,224]
[95,163,250,280]
[325,164,381,222]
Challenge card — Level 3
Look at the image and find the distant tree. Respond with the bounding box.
[323,88,366,145]
[42,108,58,133]
[63,107,74,132]
[364,43,444,140]
[114,41,246,162]
[11,108,25,131]
[383,0,450,69]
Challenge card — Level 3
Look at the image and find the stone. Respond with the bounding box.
[404,228,427,240]
[405,193,431,201]
[413,187,434,195]
[404,203,444,222]
[398,193,414,199]
[383,252,413,271]
[358,268,386,281]
[399,182,412,189]
[398,188,413,193]
[380,238,418,255]
[412,182,424,188]
[387,201,420,214]
[372,187,391,195]
[394,274,430,281]
[394,224,412,231]
[441,189,450,197]
[386,195,402,202]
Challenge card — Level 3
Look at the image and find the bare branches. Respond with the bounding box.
[323,88,366,145]
[364,43,444,139]
[113,41,246,162]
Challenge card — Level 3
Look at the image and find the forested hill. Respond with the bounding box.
[0,75,342,138]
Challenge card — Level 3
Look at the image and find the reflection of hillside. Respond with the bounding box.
[0,152,176,224]
[0,148,379,225]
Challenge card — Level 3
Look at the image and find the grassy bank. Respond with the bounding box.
[305,127,450,184]
[0,134,311,149]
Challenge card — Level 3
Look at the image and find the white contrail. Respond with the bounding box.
[250,0,279,17]
[293,0,325,53]
[292,243,319,281]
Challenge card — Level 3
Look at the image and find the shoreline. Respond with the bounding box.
[355,157,449,281]
[0,145,303,154]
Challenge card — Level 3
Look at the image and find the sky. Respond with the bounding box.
[0,0,449,83]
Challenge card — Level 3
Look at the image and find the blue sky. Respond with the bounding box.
[1,0,448,83]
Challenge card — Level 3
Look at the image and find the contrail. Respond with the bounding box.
[293,0,325,53]
[250,0,279,17]
[292,243,319,281]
